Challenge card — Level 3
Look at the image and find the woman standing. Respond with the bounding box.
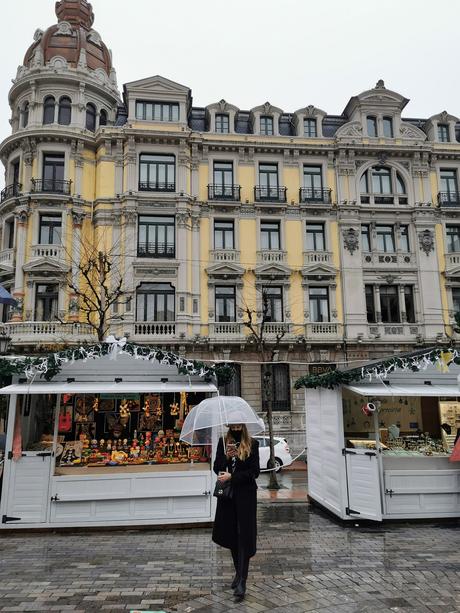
[212,423,260,602]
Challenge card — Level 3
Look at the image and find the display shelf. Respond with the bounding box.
[55,462,210,476]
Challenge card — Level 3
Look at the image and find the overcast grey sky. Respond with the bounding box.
[0,0,459,149]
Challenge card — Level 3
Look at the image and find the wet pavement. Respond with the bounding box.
[258,462,308,503]
[0,503,459,613]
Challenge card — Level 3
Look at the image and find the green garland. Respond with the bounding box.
[294,346,460,390]
[0,341,235,387]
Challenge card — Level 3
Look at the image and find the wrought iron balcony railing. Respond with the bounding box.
[360,193,408,205]
[31,179,72,195]
[254,186,287,202]
[138,181,176,192]
[137,242,175,258]
[0,183,21,203]
[438,191,460,206]
[299,187,332,204]
[207,184,241,201]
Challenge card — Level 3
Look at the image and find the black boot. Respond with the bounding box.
[233,578,246,601]
[230,549,239,590]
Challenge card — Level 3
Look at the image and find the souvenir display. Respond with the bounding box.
[56,392,209,468]
[58,405,73,433]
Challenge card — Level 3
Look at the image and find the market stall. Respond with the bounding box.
[295,348,460,521]
[0,343,224,529]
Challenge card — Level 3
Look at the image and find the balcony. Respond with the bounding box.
[133,321,176,339]
[360,193,408,205]
[303,251,333,265]
[368,323,420,339]
[1,183,21,203]
[210,249,240,262]
[4,322,95,345]
[137,242,175,259]
[138,182,175,193]
[0,249,14,266]
[209,322,242,338]
[263,322,291,336]
[305,322,342,340]
[254,186,287,203]
[299,188,332,204]
[31,179,72,195]
[30,245,65,260]
[438,192,460,207]
[208,184,241,201]
[257,250,287,263]
[362,251,416,268]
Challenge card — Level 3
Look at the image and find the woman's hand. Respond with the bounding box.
[226,446,238,458]
[217,471,232,482]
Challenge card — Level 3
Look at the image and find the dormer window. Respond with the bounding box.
[135,100,179,122]
[383,116,393,138]
[21,102,29,128]
[367,116,378,137]
[260,115,274,136]
[438,124,450,142]
[43,96,55,125]
[86,103,96,132]
[303,118,317,137]
[215,113,229,134]
[58,97,72,126]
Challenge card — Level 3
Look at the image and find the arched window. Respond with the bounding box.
[43,96,55,124]
[58,96,72,125]
[360,166,408,205]
[21,102,29,128]
[99,109,107,126]
[85,103,96,132]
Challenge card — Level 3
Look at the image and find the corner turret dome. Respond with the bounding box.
[23,0,112,75]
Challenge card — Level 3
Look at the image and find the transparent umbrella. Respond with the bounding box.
[180,396,265,446]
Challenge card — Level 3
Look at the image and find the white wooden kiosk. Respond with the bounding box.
[0,349,218,529]
[300,352,460,522]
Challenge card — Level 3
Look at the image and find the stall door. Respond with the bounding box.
[3,452,52,524]
[2,394,56,525]
[344,449,382,521]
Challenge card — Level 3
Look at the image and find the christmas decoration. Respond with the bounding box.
[0,339,235,386]
[294,347,460,390]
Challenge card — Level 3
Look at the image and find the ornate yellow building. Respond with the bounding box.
[1,0,459,446]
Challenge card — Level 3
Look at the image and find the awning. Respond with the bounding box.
[345,383,460,397]
[0,381,218,395]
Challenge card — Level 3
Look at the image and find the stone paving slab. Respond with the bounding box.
[0,504,459,612]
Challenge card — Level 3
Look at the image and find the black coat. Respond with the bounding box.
[212,438,260,557]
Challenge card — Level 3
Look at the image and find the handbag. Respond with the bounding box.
[213,478,233,500]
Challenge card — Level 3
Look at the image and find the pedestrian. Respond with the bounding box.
[212,423,260,602]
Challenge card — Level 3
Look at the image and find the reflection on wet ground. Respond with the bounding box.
[258,461,308,502]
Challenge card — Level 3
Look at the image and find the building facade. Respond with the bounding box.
[1,0,459,449]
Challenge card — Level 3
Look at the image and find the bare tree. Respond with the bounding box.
[68,242,127,342]
[242,289,285,490]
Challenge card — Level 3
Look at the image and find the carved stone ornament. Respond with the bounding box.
[56,20,73,35]
[343,228,359,255]
[419,229,434,255]
[218,99,228,112]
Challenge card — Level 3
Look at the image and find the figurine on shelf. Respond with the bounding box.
[92,398,99,413]
[119,399,130,426]
[143,397,151,417]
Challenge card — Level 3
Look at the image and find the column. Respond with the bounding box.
[176,210,189,337]
[68,210,85,321]
[191,211,201,334]
[398,284,407,323]
[122,209,137,333]
[125,136,137,192]
[11,209,29,321]
[374,285,382,323]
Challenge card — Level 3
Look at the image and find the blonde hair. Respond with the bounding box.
[225,424,252,461]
